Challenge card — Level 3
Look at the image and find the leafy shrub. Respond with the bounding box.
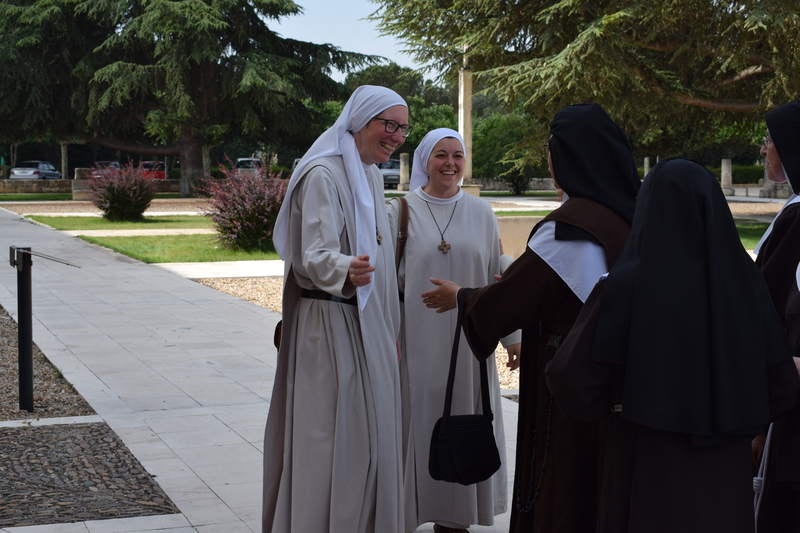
[504,171,532,196]
[732,164,764,184]
[89,164,155,221]
[708,164,765,184]
[201,165,287,251]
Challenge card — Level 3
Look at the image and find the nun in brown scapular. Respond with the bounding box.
[546,158,800,533]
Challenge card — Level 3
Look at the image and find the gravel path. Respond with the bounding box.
[0,307,94,421]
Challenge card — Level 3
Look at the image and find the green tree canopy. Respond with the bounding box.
[372,0,800,162]
[344,62,452,105]
[0,1,109,144]
[1,0,376,192]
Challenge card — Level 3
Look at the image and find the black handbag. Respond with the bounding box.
[429,296,501,485]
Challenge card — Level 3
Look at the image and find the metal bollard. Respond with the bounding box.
[9,246,79,412]
[10,247,33,411]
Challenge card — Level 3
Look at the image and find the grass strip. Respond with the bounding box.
[736,220,769,251]
[29,214,213,230]
[80,234,279,263]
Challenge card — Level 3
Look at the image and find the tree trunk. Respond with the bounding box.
[202,145,211,180]
[11,143,18,168]
[60,142,69,179]
[179,136,204,197]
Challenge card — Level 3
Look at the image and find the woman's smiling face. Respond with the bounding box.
[352,105,409,165]
[424,137,464,196]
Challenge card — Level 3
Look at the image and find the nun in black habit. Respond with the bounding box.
[423,103,640,533]
[546,159,799,533]
[753,100,800,533]
[756,100,800,319]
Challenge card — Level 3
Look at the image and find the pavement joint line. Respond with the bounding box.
[0,414,103,429]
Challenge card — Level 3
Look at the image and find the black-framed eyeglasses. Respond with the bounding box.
[372,117,412,137]
[762,133,773,147]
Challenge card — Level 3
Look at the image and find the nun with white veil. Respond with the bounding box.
[263,85,410,533]
[387,128,519,533]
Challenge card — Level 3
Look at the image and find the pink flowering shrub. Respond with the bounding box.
[89,164,155,221]
[201,164,287,251]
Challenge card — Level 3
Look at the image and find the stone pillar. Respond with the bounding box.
[720,158,734,196]
[458,52,480,198]
[398,152,410,191]
[643,157,651,176]
[72,168,93,200]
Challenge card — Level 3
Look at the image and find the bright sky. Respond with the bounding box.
[271,0,423,79]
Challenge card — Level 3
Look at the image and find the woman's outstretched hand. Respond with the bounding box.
[421,278,460,313]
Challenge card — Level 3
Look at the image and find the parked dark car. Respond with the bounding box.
[90,160,121,178]
[10,160,61,180]
[378,158,401,189]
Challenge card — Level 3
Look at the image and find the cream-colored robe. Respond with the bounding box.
[388,189,517,530]
[263,156,403,533]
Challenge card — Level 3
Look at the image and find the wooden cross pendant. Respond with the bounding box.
[438,240,451,254]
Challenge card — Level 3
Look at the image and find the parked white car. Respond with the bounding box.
[377,158,400,189]
[234,157,262,177]
[10,160,62,179]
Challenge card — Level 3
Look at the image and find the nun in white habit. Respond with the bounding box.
[387,128,520,532]
[263,85,409,533]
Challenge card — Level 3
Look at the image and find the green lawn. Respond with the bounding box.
[736,220,769,251]
[29,214,213,230]
[80,234,279,263]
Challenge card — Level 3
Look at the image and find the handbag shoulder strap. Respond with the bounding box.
[442,290,493,420]
[395,197,409,270]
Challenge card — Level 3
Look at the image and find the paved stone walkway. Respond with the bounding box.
[0,206,518,532]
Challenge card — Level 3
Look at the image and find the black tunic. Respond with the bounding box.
[757,203,800,533]
[546,160,800,533]
[547,279,800,533]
